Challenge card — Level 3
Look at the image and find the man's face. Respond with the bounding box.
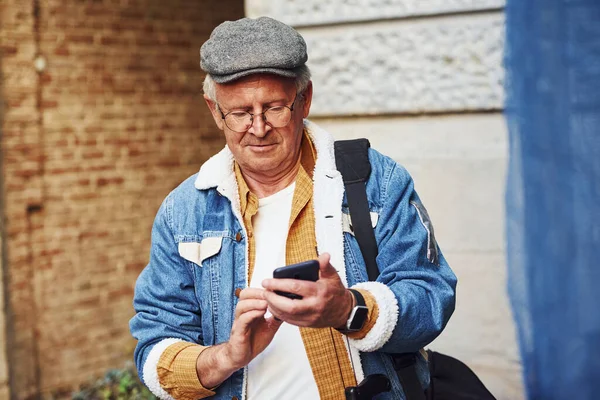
[204,74,312,179]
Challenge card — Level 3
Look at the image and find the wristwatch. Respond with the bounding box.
[337,289,369,333]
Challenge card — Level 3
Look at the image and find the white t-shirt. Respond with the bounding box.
[246,182,320,399]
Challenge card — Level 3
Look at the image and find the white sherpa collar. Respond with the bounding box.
[194,145,236,191]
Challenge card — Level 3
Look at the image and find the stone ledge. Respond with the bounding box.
[247,0,505,26]
[300,13,505,116]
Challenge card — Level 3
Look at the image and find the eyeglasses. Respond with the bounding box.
[218,94,298,133]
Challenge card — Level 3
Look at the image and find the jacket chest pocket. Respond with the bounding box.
[178,236,225,346]
[178,237,223,267]
[179,234,238,346]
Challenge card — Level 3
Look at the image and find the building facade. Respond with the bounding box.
[0,1,243,398]
[246,1,523,399]
[1,0,523,398]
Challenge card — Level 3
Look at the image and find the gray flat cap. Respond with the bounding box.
[200,17,308,83]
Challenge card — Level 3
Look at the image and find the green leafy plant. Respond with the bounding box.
[71,363,156,400]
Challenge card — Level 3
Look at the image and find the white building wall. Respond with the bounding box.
[247,2,524,399]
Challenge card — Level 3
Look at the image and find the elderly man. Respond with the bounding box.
[130,16,456,400]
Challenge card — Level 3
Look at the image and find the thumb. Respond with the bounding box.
[317,252,338,279]
[265,316,283,333]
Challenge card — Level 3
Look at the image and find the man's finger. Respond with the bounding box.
[264,316,284,330]
[261,278,315,297]
[234,299,268,318]
[234,309,268,334]
[263,289,294,309]
[317,252,339,279]
[263,290,313,316]
[239,287,266,300]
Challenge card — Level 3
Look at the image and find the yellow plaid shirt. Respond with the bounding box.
[157,132,379,399]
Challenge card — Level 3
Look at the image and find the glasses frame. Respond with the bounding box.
[218,93,299,133]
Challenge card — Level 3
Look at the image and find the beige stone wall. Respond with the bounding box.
[0,1,243,397]
[247,1,523,399]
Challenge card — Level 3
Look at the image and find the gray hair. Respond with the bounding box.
[203,65,312,102]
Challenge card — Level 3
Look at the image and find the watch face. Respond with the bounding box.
[349,306,369,330]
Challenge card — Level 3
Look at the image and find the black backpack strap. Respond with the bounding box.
[334,139,379,281]
[334,139,425,400]
[392,354,427,400]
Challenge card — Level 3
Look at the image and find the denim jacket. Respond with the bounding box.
[130,120,457,400]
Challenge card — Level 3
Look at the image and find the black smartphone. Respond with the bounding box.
[272,259,319,299]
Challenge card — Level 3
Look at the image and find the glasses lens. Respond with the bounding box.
[224,112,252,132]
[264,107,292,127]
[223,104,293,132]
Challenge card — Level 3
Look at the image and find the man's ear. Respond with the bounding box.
[204,94,225,130]
[301,81,313,118]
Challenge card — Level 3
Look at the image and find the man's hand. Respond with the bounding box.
[226,288,282,367]
[196,288,282,388]
[262,253,354,328]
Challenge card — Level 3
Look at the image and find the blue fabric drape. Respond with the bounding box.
[505,1,600,399]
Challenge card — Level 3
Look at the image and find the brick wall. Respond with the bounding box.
[0,0,243,397]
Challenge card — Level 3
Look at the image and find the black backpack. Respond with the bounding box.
[334,139,496,400]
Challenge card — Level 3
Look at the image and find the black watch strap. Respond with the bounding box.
[336,289,369,333]
[349,288,366,307]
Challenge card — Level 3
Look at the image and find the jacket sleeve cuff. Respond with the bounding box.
[348,282,399,352]
[143,338,182,399]
[157,341,216,400]
[142,338,215,400]
[345,288,379,340]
